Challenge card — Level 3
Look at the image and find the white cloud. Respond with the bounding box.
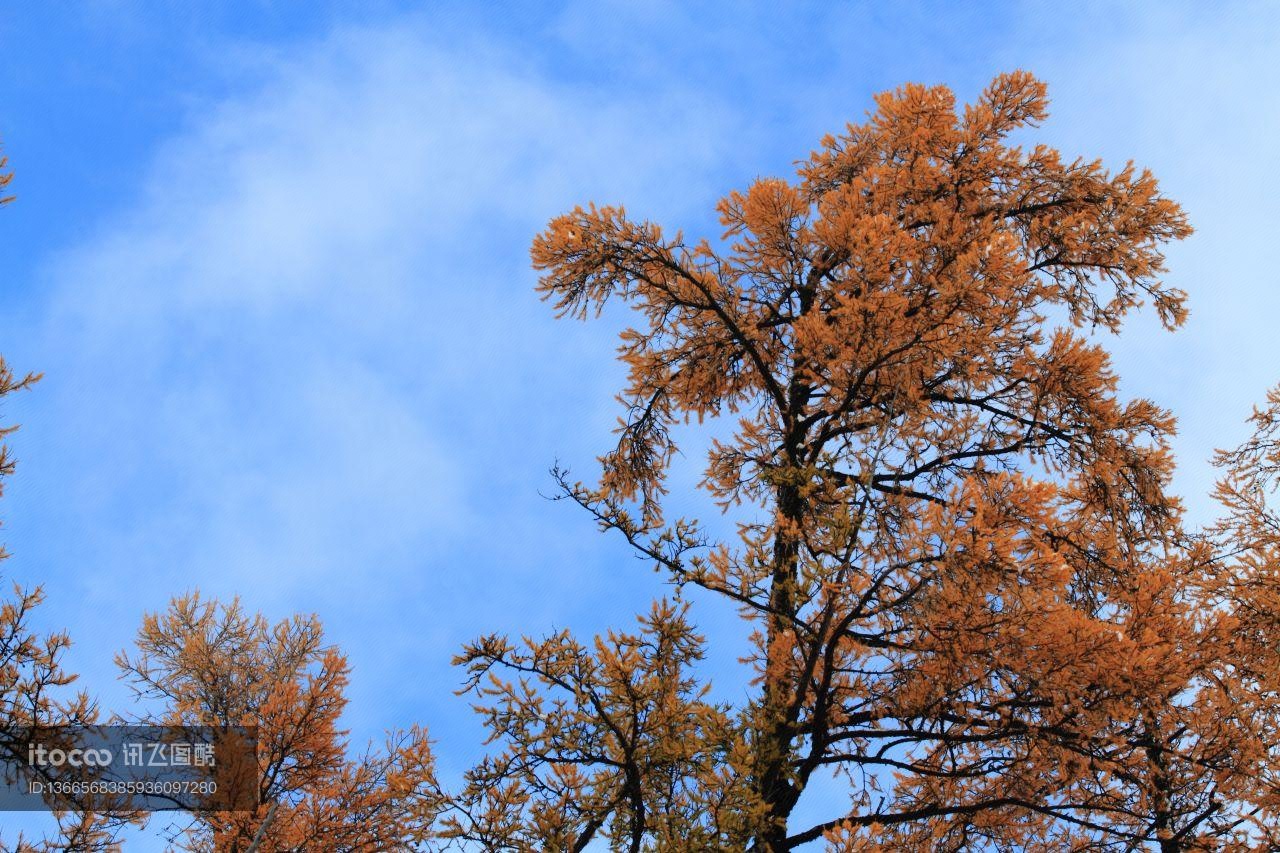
[5,19,743,736]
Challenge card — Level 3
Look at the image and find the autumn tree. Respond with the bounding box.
[116,593,443,851]
[0,150,125,853]
[445,600,749,851]
[0,366,120,853]
[446,71,1280,849]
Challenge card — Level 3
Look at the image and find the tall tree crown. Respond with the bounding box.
[466,71,1278,851]
[532,71,1189,533]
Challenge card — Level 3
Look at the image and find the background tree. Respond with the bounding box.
[116,593,442,851]
[443,600,751,851]
[0,149,123,853]
[450,71,1280,849]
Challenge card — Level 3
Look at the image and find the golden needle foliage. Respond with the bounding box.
[447,72,1280,851]
[116,595,443,851]
[0,152,124,853]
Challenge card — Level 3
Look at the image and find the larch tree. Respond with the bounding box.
[445,72,1280,850]
[0,364,122,853]
[0,150,125,853]
[116,594,443,851]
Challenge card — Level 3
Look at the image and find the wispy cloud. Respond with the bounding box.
[4,19,743,743]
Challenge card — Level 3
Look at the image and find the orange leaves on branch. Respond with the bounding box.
[116,594,442,851]
[0,149,13,205]
[444,600,751,851]
[533,73,1191,542]
[497,70,1280,851]
[1,186,119,848]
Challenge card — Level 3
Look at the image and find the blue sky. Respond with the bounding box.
[1,1,1278,845]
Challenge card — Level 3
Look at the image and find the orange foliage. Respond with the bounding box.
[0,148,14,205]
[451,71,1280,850]
[116,594,442,851]
[0,157,123,852]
